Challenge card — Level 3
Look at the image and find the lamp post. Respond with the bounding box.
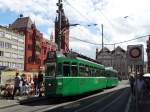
[58,23,97,52]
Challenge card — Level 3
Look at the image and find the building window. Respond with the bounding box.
[0,41,4,48]
[35,45,41,52]
[18,38,24,43]
[11,36,18,42]
[18,55,24,59]
[36,58,41,64]
[18,46,24,51]
[28,45,32,50]
[12,53,17,59]
[4,52,11,58]
[5,42,12,49]
[12,44,17,49]
[0,31,4,37]
[0,51,4,56]
[5,33,11,39]
[0,61,2,66]
[44,49,46,55]
[28,57,32,63]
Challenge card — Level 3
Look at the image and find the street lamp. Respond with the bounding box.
[58,23,98,52]
[57,23,80,51]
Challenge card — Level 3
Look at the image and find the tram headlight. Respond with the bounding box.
[48,83,52,86]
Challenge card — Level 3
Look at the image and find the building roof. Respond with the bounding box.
[97,47,111,54]
[96,46,126,57]
[10,17,33,29]
[111,46,126,54]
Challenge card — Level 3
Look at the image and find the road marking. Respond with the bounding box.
[125,94,132,112]
[97,89,128,112]
[74,90,122,112]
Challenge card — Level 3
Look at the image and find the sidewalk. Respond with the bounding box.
[0,95,45,109]
[129,92,150,112]
[0,98,18,109]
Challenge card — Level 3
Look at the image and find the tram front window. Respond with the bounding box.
[46,65,56,76]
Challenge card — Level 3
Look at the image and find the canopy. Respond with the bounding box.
[143,73,150,77]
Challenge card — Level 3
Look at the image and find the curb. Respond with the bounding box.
[19,96,47,104]
[0,96,47,109]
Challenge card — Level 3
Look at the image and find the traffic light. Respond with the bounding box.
[127,45,144,65]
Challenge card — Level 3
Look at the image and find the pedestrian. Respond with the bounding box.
[21,74,28,95]
[38,71,43,97]
[129,73,135,96]
[135,74,145,101]
[33,74,38,96]
[12,72,21,99]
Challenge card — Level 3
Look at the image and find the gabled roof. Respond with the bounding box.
[97,47,110,55]
[111,46,126,54]
[10,17,33,29]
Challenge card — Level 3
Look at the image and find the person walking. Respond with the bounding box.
[12,72,21,99]
[129,74,135,96]
[33,74,38,96]
[135,74,145,102]
[21,74,28,95]
[38,71,43,97]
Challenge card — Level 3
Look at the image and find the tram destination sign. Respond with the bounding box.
[46,51,56,62]
[127,45,144,65]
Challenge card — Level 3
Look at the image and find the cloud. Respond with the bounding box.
[0,0,150,61]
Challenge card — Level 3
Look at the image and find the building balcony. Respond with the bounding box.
[36,41,40,46]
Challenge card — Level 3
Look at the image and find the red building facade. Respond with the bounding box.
[41,38,56,69]
[10,16,56,72]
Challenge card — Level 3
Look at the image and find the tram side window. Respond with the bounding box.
[85,66,90,76]
[46,65,56,76]
[98,69,104,76]
[57,63,62,75]
[79,65,87,76]
[107,72,111,77]
[92,68,96,76]
[63,62,70,76]
[71,63,78,76]
[88,67,92,76]
[94,68,99,76]
[102,70,105,76]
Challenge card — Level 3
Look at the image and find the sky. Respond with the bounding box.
[0,0,150,61]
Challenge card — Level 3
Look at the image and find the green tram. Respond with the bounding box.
[44,51,118,96]
[104,67,118,88]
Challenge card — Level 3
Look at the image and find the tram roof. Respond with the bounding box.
[56,55,104,69]
[105,67,118,73]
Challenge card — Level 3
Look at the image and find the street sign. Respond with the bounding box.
[127,44,144,65]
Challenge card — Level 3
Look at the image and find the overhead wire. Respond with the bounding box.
[70,34,150,46]
[63,0,93,23]
[63,0,150,46]
[114,34,149,45]
[70,36,113,45]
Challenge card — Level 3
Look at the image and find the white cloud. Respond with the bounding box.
[0,0,150,61]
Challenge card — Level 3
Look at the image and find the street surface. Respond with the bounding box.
[0,81,130,112]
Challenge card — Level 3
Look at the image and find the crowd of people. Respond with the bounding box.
[0,71,44,99]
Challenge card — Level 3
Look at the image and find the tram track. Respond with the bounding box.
[74,88,127,112]
[43,87,129,112]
